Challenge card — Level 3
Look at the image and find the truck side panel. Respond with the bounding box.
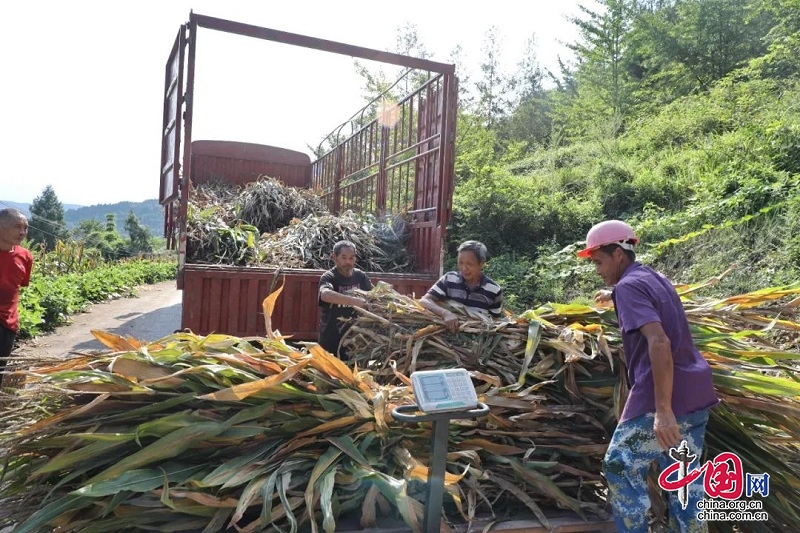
[182,265,436,339]
[191,140,311,189]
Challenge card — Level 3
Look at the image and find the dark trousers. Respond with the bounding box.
[0,325,16,375]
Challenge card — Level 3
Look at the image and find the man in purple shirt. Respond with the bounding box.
[578,220,718,533]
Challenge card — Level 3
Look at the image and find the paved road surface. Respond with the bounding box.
[17,280,183,358]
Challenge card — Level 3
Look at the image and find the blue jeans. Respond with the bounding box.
[604,409,710,533]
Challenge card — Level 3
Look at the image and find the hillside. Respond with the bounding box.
[63,199,163,237]
[1,200,83,216]
[453,73,800,312]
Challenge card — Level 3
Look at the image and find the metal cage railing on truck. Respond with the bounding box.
[160,12,457,277]
[158,12,458,338]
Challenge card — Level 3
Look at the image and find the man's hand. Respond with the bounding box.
[351,296,367,309]
[442,310,459,333]
[594,289,612,304]
[654,409,682,451]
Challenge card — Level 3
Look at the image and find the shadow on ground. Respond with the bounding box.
[71,303,182,352]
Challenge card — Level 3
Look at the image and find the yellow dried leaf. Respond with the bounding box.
[309,344,371,393]
[109,356,183,387]
[262,280,285,339]
[198,359,310,401]
[408,465,463,485]
[91,330,142,351]
[296,415,359,438]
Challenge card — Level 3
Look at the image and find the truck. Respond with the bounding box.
[159,12,458,340]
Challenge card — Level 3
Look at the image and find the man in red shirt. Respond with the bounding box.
[0,208,33,385]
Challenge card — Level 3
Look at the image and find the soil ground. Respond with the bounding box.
[16,280,183,359]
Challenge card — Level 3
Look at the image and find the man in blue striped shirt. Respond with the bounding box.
[420,240,503,333]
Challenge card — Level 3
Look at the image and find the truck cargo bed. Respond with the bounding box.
[183,263,436,339]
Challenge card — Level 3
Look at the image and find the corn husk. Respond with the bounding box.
[1,280,799,532]
[184,177,414,272]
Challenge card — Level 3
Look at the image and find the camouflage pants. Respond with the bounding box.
[604,408,710,533]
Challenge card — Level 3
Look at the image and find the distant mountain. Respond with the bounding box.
[0,199,164,237]
[64,200,164,237]
[1,200,83,218]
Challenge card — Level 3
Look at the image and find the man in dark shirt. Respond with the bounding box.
[420,240,503,333]
[318,240,373,358]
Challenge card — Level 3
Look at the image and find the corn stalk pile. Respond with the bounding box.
[257,211,414,272]
[237,179,327,235]
[1,281,798,533]
[185,177,414,272]
[0,330,609,533]
[185,182,263,266]
[341,281,800,532]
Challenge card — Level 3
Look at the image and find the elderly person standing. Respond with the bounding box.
[578,219,718,533]
[420,240,503,333]
[0,208,33,386]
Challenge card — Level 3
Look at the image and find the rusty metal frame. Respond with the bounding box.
[308,70,457,274]
[191,14,455,75]
[162,11,457,279]
[159,28,186,251]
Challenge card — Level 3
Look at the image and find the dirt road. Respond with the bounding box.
[17,280,183,358]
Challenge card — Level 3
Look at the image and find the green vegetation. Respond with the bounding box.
[438,0,800,313]
[26,185,69,249]
[64,199,164,238]
[17,240,176,338]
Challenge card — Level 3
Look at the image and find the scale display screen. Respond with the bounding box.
[411,368,478,413]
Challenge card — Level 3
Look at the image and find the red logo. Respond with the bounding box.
[659,443,744,500]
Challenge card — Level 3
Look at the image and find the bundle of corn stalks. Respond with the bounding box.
[185,177,414,272]
[186,182,260,265]
[2,281,798,533]
[257,211,414,272]
[186,177,325,265]
[342,280,800,532]
[236,178,326,235]
[0,331,610,533]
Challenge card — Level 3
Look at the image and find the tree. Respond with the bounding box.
[84,213,127,261]
[449,45,475,110]
[625,0,775,112]
[475,26,512,127]
[500,34,552,147]
[72,219,104,241]
[753,0,800,77]
[124,211,153,255]
[565,0,637,138]
[28,185,69,250]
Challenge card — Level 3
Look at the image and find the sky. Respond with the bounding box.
[1,0,590,207]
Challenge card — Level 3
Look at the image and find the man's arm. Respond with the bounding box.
[22,251,33,287]
[319,288,366,308]
[640,321,681,450]
[420,294,459,333]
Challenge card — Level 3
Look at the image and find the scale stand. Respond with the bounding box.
[392,402,490,533]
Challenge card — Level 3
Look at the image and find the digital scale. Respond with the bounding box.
[394,369,488,533]
[411,368,478,413]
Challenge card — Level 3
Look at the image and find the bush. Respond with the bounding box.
[17,258,177,339]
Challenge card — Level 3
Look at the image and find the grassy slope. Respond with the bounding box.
[479,75,800,310]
